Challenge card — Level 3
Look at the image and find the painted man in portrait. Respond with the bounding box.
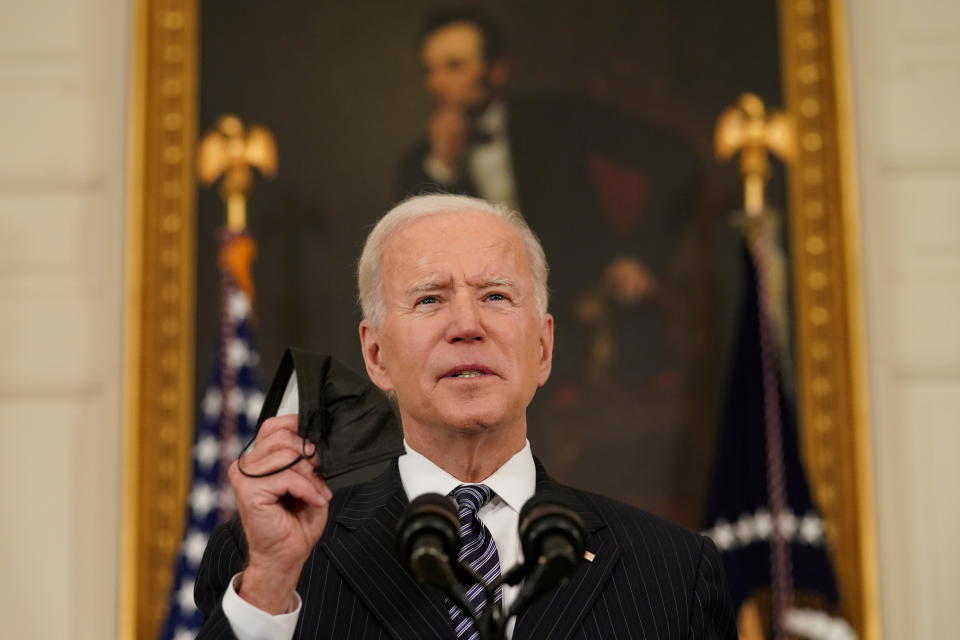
[398,6,705,508]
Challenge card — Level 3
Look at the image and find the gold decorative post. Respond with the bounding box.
[197,114,278,232]
[715,93,797,215]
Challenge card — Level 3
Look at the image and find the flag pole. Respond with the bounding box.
[702,93,855,640]
[198,114,277,515]
[716,93,799,640]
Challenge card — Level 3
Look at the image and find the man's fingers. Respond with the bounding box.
[271,471,329,511]
[240,464,328,510]
[313,472,333,501]
[245,428,311,464]
[285,458,330,499]
[232,451,331,501]
[244,416,320,468]
[254,414,299,441]
[237,449,308,478]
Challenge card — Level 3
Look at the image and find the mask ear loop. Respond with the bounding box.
[235,428,318,479]
[312,376,328,475]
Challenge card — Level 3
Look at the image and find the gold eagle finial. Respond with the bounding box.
[197,114,278,232]
[715,93,796,215]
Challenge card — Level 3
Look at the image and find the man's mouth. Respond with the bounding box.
[442,365,495,379]
[451,370,484,378]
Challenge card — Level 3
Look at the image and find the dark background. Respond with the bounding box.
[195,0,784,527]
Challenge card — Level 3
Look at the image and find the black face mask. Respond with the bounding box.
[238,347,404,485]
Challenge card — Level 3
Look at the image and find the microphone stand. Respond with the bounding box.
[449,561,533,640]
[399,493,587,640]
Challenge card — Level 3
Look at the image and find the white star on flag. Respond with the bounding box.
[190,483,218,518]
[183,529,209,567]
[202,388,222,422]
[778,508,798,539]
[226,338,250,369]
[176,579,197,613]
[194,435,219,470]
[800,513,823,544]
[227,387,245,414]
[753,508,773,539]
[713,520,735,550]
[228,290,250,322]
[735,513,756,545]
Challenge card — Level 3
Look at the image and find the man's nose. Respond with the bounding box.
[447,296,483,342]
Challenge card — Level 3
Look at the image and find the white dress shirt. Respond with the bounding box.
[423,99,520,209]
[222,433,535,640]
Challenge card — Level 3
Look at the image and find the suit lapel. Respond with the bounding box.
[513,463,622,640]
[321,461,454,640]
[318,458,621,640]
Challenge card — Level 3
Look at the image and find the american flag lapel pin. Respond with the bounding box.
[583,550,595,562]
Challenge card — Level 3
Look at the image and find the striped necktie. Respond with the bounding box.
[447,484,503,640]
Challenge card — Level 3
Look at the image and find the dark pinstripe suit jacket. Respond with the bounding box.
[195,459,737,639]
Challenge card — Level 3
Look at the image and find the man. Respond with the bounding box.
[399,8,700,318]
[400,9,515,207]
[195,194,736,639]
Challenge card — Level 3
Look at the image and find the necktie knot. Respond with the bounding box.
[450,484,494,515]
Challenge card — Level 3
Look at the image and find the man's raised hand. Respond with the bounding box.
[428,105,470,171]
[227,414,332,614]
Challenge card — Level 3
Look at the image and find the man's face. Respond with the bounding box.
[420,22,498,109]
[360,211,553,438]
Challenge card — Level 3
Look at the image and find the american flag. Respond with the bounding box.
[702,213,854,640]
[159,231,264,640]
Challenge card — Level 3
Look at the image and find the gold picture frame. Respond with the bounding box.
[119,0,879,638]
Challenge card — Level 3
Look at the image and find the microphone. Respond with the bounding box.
[395,493,474,616]
[508,494,588,617]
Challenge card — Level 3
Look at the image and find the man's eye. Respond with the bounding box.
[416,296,439,306]
[486,293,507,302]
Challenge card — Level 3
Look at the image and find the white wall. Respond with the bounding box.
[846,0,960,637]
[0,0,129,638]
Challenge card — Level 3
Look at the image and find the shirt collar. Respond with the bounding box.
[475,99,508,139]
[398,438,535,513]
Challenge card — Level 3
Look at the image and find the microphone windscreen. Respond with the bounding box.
[518,492,557,525]
[395,493,461,568]
[518,494,588,568]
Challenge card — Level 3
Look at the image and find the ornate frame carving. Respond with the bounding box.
[120,0,879,637]
[779,0,879,636]
[121,1,198,638]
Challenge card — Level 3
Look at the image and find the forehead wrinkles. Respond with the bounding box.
[381,217,532,295]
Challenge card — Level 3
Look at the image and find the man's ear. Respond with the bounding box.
[537,313,554,387]
[359,321,394,392]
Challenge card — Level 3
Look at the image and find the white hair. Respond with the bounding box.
[357,193,549,326]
